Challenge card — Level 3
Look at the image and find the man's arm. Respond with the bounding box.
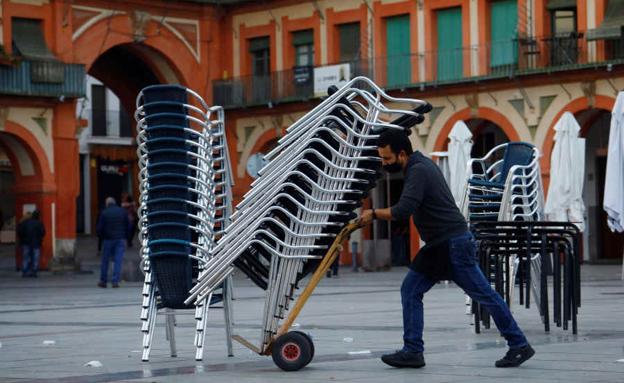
[358,163,425,225]
[359,207,392,225]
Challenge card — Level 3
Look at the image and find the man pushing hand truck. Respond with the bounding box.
[358,129,535,369]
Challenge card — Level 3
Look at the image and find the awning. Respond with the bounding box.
[12,18,58,61]
[12,18,64,83]
[587,0,624,40]
[547,0,576,10]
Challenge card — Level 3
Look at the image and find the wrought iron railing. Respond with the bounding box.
[214,34,622,108]
[83,108,133,138]
[0,59,85,98]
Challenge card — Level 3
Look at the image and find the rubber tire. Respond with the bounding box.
[292,330,315,365]
[271,331,313,371]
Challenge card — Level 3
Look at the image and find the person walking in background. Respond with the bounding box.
[17,210,45,278]
[97,197,129,288]
[121,193,138,248]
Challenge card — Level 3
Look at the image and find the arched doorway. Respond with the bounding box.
[575,108,624,262]
[0,127,54,270]
[77,43,183,234]
[466,118,510,158]
[0,145,16,260]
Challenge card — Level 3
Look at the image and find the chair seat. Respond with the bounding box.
[468,193,503,201]
[468,178,505,189]
[469,213,499,221]
[468,203,501,211]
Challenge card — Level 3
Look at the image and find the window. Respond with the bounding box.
[249,36,270,76]
[549,8,578,65]
[292,29,314,67]
[552,9,577,35]
[490,0,518,71]
[248,36,271,103]
[385,15,411,87]
[338,22,360,62]
[91,84,106,137]
[436,7,463,81]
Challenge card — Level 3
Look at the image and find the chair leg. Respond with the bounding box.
[142,284,157,362]
[165,309,177,357]
[223,276,234,357]
[194,294,211,361]
[141,264,157,362]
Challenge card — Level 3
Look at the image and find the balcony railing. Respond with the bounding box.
[83,108,133,139]
[213,60,373,108]
[0,59,85,98]
[214,34,623,108]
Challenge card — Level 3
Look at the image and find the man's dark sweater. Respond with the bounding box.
[17,218,46,248]
[390,151,468,280]
[97,205,129,240]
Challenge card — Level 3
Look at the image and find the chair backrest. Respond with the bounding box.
[498,142,535,184]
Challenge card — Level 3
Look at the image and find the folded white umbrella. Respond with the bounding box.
[604,92,624,233]
[447,121,473,206]
[545,112,586,231]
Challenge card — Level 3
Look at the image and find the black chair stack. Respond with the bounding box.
[471,221,581,335]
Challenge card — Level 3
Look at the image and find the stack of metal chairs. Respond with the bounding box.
[459,142,581,334]
[470,221,581,334]
[135,85,234,362]
[459,142,546,323]
[185,77,430,362]
[461,142,544,223]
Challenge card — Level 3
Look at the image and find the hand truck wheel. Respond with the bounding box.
[292,330,314,363]
[271,331,314,371]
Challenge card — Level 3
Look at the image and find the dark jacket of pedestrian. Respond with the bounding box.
[97,204,129,240]
[17,211,46,248]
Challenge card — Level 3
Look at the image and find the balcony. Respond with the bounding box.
[214,61,373,108]
[0,59,85,98]
[214,34,623,109]
[82,108,134,146]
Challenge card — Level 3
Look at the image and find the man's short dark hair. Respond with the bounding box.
[377,129,413,156]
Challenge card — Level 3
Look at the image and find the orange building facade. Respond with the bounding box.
[1,0,623,269]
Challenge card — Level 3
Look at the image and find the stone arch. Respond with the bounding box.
[72,14,198,87]
[432,107,521,152]
[2,120,54,188]
[540,95,615,180]
[0,121,56,269]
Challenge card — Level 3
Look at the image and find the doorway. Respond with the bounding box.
[578,108,624,261]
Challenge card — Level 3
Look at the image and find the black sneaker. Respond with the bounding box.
[495,345,535,367]
[381,350,425,368]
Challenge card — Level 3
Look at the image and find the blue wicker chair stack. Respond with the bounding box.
[135,85,234,362]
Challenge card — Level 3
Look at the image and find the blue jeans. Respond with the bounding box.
[401,232,528,353]
[22,245,40,275]
[100,239,125,284]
